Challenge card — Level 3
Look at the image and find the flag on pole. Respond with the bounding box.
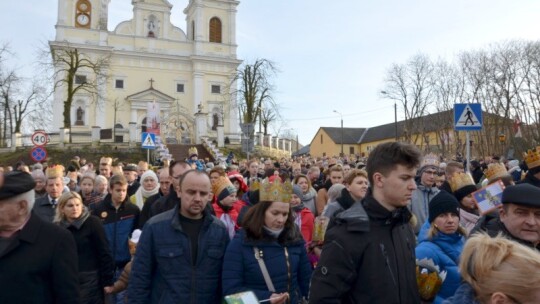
[513,115,522,138]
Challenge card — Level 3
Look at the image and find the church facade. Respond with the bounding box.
[50,0,241,144]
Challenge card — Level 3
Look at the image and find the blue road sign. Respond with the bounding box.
[454,103,482,131]
[141,132,156,149]
[30,146,47,162]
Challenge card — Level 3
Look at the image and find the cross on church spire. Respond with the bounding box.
[149,78,155,88]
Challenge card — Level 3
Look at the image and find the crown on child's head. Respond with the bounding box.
[523,147,540,169]
[188,147,198,157]
[259,178,293,203]
[449,172,475,192]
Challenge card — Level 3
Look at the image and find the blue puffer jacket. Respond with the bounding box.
[128,206,229,304]
[415,221,465,304]
[222,229,312,303]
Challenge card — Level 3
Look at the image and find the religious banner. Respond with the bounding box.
[147,101,161,135]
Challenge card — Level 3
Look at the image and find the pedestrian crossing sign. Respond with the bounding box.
[141,132,156,149]
[454,103,482,131]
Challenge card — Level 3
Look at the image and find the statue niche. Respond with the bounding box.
[75,106,84,126]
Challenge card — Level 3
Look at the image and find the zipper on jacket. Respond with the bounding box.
[284,247,291,304]
[380,243,397,287]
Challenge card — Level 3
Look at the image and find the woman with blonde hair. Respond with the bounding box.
[54,191,114,304]
[293,174,318,216]
[416,191,466,303]
[443,233,540,304]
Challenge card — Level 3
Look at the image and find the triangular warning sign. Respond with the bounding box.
[143,134,155,147]
[456,105,480,126]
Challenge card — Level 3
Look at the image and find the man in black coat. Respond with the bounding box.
[309,142,422,304]
[0,171,80,303]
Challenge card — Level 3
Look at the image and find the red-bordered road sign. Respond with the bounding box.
[31,131,49,147]
[30,146,47,162]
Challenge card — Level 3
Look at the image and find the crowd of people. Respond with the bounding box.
[0,143,539,304]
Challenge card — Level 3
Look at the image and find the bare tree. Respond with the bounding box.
[233,58,278,124]
[46,42,110,128]
[381,53,435,144]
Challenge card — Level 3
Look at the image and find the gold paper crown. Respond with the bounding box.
[421,153,440,168]
[259,178,293,203]
[100,157,113,165]
[523,147,540,169]
[449,172,475,192]
[46,165,65,179]
[211,176,235,196]
[188,146,198,156]
[485,163,509,183]
[250,180,260,191]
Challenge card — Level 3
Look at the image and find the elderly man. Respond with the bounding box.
[124,164,140,197]
[473,183,540,250]
[0,171,79,303]
[129,170,229,303]
[33,165,65,222]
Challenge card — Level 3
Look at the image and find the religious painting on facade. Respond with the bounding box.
[147,101,161,135]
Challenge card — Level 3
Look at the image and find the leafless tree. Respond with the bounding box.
[45,42,110,129]
[381,53,435,144]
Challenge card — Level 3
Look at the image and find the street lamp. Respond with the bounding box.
[380,91,398,141]
[333,110,344,156]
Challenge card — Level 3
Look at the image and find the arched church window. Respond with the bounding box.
[192,20,195,40]
[142,117,147,133]
[209,17,222,43]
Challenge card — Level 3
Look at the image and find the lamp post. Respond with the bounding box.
[333,110,344,157]
[380,91,398,141]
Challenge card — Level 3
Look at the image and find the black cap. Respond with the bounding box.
[124,164,138,172]
[502,184,540,208]
[428,191,460,223]
[0,171,36,200]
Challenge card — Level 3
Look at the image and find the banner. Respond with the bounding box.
[147,101,161,135]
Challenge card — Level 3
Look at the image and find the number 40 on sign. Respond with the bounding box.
[31,131,49,147]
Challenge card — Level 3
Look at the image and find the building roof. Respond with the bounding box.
[293,144,310,156]
[321,127,367,144]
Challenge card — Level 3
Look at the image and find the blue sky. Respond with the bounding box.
[2,0,540,145]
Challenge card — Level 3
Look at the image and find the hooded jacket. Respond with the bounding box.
[309,195,420,304]
[415,221,465,303]
[441,282,480,304]
[410,184,440,234]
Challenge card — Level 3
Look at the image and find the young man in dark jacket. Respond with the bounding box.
[128,170,229,304]
[309,142,422,304]
[92,174,139,304]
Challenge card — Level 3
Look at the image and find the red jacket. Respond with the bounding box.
[294,208,315,243]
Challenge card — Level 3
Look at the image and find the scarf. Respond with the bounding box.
[219,213,236,240]
[134,185,159,210]
[301,187,317,202]
[263,226,284,238]
[59,206,90,230]
[293,210,302,228]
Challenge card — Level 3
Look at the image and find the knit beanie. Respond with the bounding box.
[428,191,460,223]
[292,184,303,198]
[212,176,237,202]
[454,185,477,202]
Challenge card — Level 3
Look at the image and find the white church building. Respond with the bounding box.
[50,0,242,145]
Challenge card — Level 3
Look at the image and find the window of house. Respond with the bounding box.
[115,79,124,89]
[320,134,323,144]
[211,85,221,94]
[75,75,87,84]
[349,147,355,155]
[209,17,222,43]
[176,83,184,93]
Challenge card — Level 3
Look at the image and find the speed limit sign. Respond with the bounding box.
[31,131,49,147]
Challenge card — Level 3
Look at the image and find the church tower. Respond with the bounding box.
[184,0,238,47]
[56,0,110,31]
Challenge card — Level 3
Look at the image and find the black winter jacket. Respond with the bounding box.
[309,195,421,304]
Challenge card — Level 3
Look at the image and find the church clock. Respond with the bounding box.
[75,0,91,28]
